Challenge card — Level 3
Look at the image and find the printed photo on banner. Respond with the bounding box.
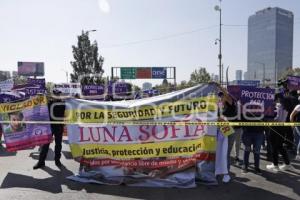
[2,111,26,134]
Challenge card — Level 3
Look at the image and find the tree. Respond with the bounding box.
[46,82,54,95]
[279,67,300,80]
[70,31,105,85]
[13,76,27,85]
[188,68,211,86]
[155,79,175,94]
[176,80,190,90]
[162,78,168,86]
[0,71,12,82]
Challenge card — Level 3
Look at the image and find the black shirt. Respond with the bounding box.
[48,99,65,122]
[221,101,238,122]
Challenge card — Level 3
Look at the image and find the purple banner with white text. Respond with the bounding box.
[228,85,275,117]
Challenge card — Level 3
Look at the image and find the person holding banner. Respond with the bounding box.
[218,86,241,181]
[218,86,237,183]
[33,90,66,169]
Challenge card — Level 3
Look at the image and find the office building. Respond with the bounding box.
[235,70,243,81]
[247,7,293,84]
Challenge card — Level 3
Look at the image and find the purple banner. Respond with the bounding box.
[82,85,105,96]
[13,79,46,97]
[24,87,47,97]
[53,83,81,96]
[287,76,300,91]
[108,82,131,99]
[228,85,275,117]
[0,95,52,152]
[26,78,46,96]
[27,78,46,89]
[0,93,26,103]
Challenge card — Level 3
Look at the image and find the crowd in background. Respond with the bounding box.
[219,85,300,181]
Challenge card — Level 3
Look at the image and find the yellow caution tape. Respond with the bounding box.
[0,120,299,126]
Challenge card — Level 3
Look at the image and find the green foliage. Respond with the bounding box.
[153,68,211,94]
[46,82,54,95]
[13,76,27,85]
[154,79,175,94]
[133,85,141,92]
[144,67,212,95]
[70,31,105,85]
[188,67,211,86]
[0,73,10,82]
[176,80,191,90]
[279,67,300,80]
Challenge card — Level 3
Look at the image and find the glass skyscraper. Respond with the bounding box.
[235,70,243,81]
[247,7,294,84]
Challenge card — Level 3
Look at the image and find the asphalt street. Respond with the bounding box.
[0,139,300,200]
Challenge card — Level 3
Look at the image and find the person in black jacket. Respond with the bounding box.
[33,90,66,169]
[266,94,293,171]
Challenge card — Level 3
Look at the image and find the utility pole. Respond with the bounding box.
[226,66,229,86]
[215,0,222,84]
[255,62,265,87]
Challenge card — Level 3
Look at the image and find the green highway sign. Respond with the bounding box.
[120,67,136,79]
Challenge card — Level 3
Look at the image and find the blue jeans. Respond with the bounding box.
[227,127,243,171]
[242,132,264,169]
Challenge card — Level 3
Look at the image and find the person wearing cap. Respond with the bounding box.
[33,89,66,169]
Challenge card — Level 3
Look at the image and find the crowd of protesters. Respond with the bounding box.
[1,83,300,183]
[218,85,300,180]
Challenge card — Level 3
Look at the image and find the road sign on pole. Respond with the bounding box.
[120,68,136,79]
[152,67,167,79]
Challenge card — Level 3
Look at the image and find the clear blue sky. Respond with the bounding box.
[0,0,299,85]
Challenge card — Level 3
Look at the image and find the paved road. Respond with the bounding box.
[1,140,300,200]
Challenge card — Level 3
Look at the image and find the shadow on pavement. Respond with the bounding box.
[1,166,77,193]
[0,151,17,157]
[0,166,295,200]
[29,149,73,161]
[0,146,17,157]
[262,169,300,197]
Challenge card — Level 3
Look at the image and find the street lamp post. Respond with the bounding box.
[86,29,97,34]
[215,1,222,84]
[61,69,69,83]
[255,62,265,86]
